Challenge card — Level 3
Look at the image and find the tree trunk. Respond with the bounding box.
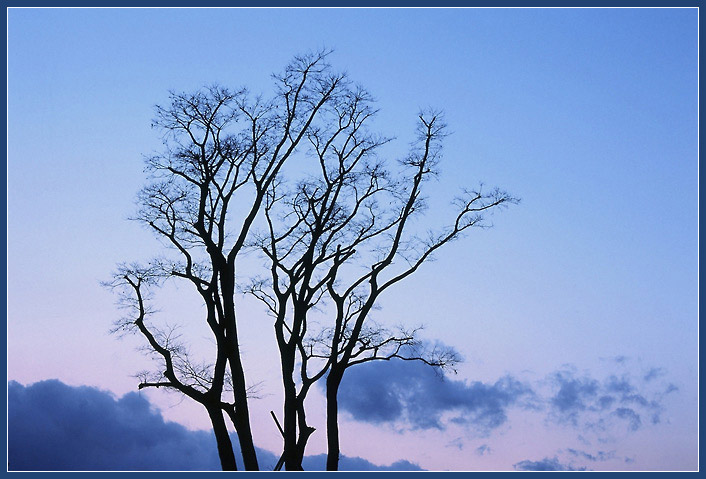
[294,397,315,468]
[282,398,303,470]
[228,353,260,471]
[326,370,343,471]
[206,405,238,471]
[281,352,304,471]
[221,267,260,471]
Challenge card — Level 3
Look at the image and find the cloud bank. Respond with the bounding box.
[7,380,421,471]
[8,380,220,470]
[8,357,676,471]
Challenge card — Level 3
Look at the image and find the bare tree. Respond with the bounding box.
[248,91,517,469]
[319,115,517,470]
[106,51,350,471]
[242,65,391,472]
[106,50,515,471]
[105,264,242,470]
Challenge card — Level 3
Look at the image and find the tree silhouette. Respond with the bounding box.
[106,52,349,471]
[107,50,516,471]
[247,89,516,469]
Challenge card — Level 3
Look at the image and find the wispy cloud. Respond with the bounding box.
[520,447,632,470]
[643,367,665,382]
[565,448,615,462]
[476,444,492,456]
[547,366,676,435]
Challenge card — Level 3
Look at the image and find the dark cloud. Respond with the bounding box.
[8,380,221,471]
[336,359,533,434]
[8,380,421,471]
[513,456,588,471]
[303,455,422,471]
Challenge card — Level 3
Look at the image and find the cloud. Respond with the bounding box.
[524,447,635,470]
[445,437,465,450]
[613,408,642,431]
[643,367,665,382]
[8,380,221,471]
[550,372,600,417]
[665,383,679,394]
[336,358,675,444]
[476,444,492,456]
[513,456,588,471]
[7,379,421,471]
[565,448,615,462]
[336,359,534,434]
[303,455,422,471]
[547,368,672,434]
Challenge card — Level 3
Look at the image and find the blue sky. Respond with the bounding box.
[7,8,698,471]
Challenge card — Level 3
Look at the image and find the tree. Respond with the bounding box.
[107,50,516,471]
[247,88,517,469]
[106,52,350,471]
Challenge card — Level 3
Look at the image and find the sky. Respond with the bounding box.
[6,7,698,471]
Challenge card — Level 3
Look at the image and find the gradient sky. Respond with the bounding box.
[7,7,698,471]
